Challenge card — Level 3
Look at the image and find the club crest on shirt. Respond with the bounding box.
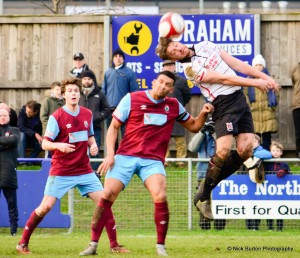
[84,121,88,128]
[226,122,233,132]
[5,132,10,137]
[164,105,170,113]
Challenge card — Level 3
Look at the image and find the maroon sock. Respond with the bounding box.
[19,211,43,245]
[154,202,169,245]
[91,198,113,242]
[105,207,118,248]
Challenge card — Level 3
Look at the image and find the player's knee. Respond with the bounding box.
[237,144,253,160]
[101,189,117,202]
[215,147,230,161]
[36,204,52,217]
[152,191,167,203]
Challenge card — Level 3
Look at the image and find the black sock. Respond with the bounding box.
[201,154,224,201]
[216,150,245,183]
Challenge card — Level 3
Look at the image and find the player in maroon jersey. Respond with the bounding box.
[80,71,214,256]
[16,78,128,255]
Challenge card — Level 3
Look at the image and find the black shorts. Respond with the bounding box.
[211,90,254,138]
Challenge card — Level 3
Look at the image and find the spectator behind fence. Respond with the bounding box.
[16,77,128,255]
[40,82,64,158]
[0,108,20,236]
[0,102,18,127]
[79,69,110,171]
[244,134,273,184]
[189,118,226,230]
[17,100,43,158]
[245,54,279,150]
[70,52,89,78]
[156,37,279,222]
[244,134,272,230]
[162,60,191,168]
[291,62,300,161]
[264,141,291,231]
[40,81,64,135]
[102,49,139,143]
[79,71,214,257]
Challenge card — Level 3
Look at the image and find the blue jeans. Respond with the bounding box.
[18,132,42,158]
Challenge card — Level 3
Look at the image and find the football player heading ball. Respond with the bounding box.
[156,35,280,221]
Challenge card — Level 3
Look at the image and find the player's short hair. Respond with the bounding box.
[270,140,284,152]
[157,70,176,84]
[156,37,173,60]
[60,77,82,95]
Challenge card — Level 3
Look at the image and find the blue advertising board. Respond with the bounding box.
[112,14,256,94]
[212,175,300,219]
[0,160,70,228]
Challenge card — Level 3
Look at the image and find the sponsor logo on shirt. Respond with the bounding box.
[66,123,72,129]
[140,105,147,110]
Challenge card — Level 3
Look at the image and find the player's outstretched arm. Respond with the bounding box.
[182,103,214,133]
[185,63,273,93]
[220,50,280,91]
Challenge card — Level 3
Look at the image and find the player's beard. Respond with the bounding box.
[82,83,95,96]
[156,88,168,100]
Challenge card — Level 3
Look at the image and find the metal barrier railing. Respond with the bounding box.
[16,157,300,233]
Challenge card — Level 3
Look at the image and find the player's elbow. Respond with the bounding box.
[189,127,200,133]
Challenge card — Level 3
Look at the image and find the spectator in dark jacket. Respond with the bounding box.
[162,60,192,167]
[79,70,110,170]
[0,107,20,235]
[0,102,18,127]
[70,52,90,78]
[17,100,43,158]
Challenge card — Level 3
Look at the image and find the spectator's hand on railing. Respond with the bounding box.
[276,169,288,178]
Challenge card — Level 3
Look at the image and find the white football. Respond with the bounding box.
[158,12,185,38]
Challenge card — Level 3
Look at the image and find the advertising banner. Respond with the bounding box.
[212,175,300,219]
[112,14,255,94]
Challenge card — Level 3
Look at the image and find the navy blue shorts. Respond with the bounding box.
[211,90,254,138]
